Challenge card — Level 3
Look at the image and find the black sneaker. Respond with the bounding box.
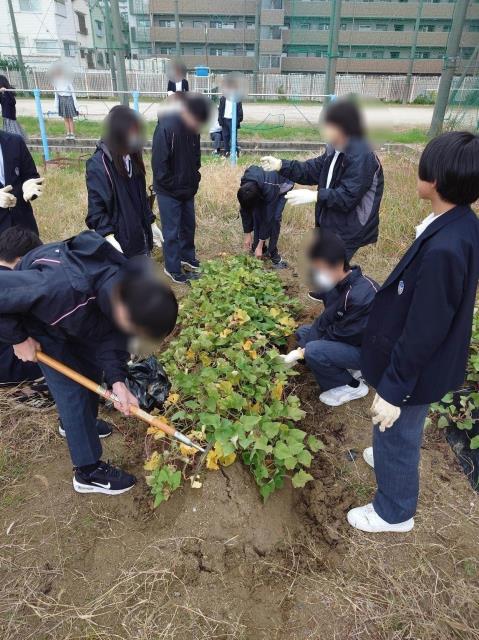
[73,461,136,495]
[59,419,113,439]
[271,257,288,269]
[308,291,323,302]
[181,259,201,273]
[164,269,191,284]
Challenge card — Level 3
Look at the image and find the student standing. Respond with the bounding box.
[86,105,163,258]
[218,78,243,158]
[348,132,479,534]
[152,93,211,284]
[0,75,27,140]
[167,63,189,95]
[51,65,79,140]
[261,100,383,277]
[0,130,44,235]
[0,230,178,495]
[237,164,293,268]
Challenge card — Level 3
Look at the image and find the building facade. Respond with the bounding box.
[147,0,479,74]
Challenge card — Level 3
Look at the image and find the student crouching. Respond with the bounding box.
[86,105,163,258]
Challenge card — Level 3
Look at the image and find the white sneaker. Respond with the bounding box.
[363,446,374,468]
[347,503,414,533]
[319,380,369,407]
[348,369,363,381]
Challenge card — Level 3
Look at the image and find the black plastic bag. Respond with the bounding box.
[125,356,171,412]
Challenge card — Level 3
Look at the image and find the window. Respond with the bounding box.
[35,39,57,52]
[372,50,384,58]
[469,23,479,32]
[210,20,222,28]
[394,24,404,31]
[222,21,236,29]
[193,47,204,55]
[260,54,280,69]
[63,41,76,57]
[76,11,88,35]
[318,23,329,30]
[300,22,311,29]
[376,23,388,30]
[419,24,435,32]
[95,20,104,37]
[358,23,372,31]
[137,16,150,28]
[246,19,255,29]
[55,0,66,16]
[193,21,205,28]
[20,0,41,9]
[355,51,367,58]
[390,51,400,59]
[415,51,430,59]
[158,19,175,27]
[442,24,451,31]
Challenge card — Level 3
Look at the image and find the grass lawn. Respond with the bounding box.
[1,151,478,639]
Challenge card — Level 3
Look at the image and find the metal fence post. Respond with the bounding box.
[230,99,237,166]
[132,90,140,112]
[33,89,50,163]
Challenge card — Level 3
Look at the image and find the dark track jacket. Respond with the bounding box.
[279,138,383,253]
[239,165,293,240]
[85,142,154,258]
[218,96,244,129]
[312,266,379,347]
[361,206,479,406]
[0,131,39,235]
[167,79,189,93]
[0,91,17,119]
[0,231,130,386]
[152,113,201,201]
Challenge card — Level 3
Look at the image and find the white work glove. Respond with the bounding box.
[284,189,318,207]
[22,177,44,202]
[105,234,123,253]
[279,347,305,368]
[370,393,401,432]
[0,185,17,208]
[260,156,282,172]
[151,222,163,248]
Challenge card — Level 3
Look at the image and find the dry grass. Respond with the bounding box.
[1,152,478,640]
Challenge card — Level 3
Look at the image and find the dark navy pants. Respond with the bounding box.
[252,199,284,261]
[222,119,238,155]
[37,334,103,468]
[157,193,197,275]
[296,324,361,391]
[210,131,223,152]
[372,403,429,523]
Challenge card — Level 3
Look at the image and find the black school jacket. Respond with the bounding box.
[0,91,17,120]
[0,231,130,385]
[239,165,293,240]
[152,113,201,201]
[313,266,379,347]
[279,138,383,253]
[218,96,244,128]
[167,79,189,93]
[361,206,479,406]
[85,142,154,258]
[0,131,39,235]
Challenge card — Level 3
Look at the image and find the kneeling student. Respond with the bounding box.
[0,229,178,495]
[348,131,479,534]
[237,164,293,268]
[284,231,378,406]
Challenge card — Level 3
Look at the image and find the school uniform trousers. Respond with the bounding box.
[157,194,196,275]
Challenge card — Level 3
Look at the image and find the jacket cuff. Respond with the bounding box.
[376,376,413,407]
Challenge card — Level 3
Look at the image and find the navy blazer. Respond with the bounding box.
[361,205,479,406]
[167,79,189,93]
[0,131,39,235]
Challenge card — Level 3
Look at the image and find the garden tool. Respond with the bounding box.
[36,351,205,452]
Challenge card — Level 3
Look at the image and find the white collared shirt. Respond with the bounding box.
[224,99,234,119]
[326,149,341,188]
[175,81,183,91]
[0,144,4,185]
[415,212,437,238]
[123,154,132,178]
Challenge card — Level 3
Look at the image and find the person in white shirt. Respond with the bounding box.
[167,63,189,96]
[218,77,243,157]
[50,64,79,140]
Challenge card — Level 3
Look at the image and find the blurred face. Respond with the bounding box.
[323,123,347,149]
[181,107,201,133]
[126,123,144,154]
[112,298,137,336]
[310,258,345,292]
[417,177,436,200]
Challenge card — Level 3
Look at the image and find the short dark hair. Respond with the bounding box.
[237,181,261,211]
[184,93,212,125]
[323,99,364,138]
[117,271,178,339]
[418,131,479,205]
[0,226,42,262]
[308,229,349,270]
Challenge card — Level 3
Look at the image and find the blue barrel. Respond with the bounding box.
[195,66,209,77]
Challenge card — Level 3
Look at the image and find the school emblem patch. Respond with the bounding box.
[398,280,405,295]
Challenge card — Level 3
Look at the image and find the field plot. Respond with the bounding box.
[0,154,478,640]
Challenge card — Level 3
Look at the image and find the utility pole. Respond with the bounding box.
[428,0,470,137]
[103,0,118,92]
[324,0,341,101]
[174,0,181,57]
[403,0,424,104]
[110,0,129,106]
[7,0,28,90]
[253,0,262,96]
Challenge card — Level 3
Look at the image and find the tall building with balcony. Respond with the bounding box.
[147,0,479,74]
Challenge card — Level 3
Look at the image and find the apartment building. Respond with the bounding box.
[146,0,479,74]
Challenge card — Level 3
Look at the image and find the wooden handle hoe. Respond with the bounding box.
[36,351,205,452]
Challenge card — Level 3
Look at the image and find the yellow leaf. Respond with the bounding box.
[250,402,262,414]
[199,352,212,366]
[271,381,284,401]
[144,451,162,472]
[242,339,253,351]
[270,307,281,318]
[146,425,165,439]
[220,328,232,338]
[217,380,233,395]
[165,392,180,405]
[249,350,258,360]
[186,349,196,361]
[180,443,198,457]
[229,309,250,326]
[221,452,236,467]
[206,449,220,470]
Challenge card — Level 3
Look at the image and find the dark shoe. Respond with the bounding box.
[73,461,136,495]
[271,257,288,269]
[59,418,113,439]
[164,269,191,284]
[308,291,323,302]
[185,271,201,282]
[181,259,201,273]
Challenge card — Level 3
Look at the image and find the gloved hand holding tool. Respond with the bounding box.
[260,156,282,172]
[36,350,205,452]
[284,189,318,207]
[0,185,17,208]
[279,347,305,368]
[151,222,164,248]
[370,393,401,432]
[22,177,44,202]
